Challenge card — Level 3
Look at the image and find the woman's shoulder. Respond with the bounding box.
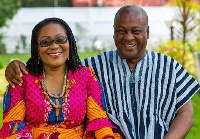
[69,66,94,78]
[79,65,95,75]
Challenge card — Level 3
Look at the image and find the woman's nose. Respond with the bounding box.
[49,41,59,49]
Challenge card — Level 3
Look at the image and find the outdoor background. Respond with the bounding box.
[0,0,200,138]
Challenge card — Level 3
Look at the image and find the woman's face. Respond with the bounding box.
[37,23,69,70]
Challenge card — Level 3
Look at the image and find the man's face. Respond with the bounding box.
[114,10,149,62]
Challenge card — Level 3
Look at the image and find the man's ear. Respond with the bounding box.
[147,26,149,39]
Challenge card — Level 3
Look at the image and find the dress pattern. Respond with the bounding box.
[0,66,121,139]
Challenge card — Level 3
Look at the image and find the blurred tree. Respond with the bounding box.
[0,0,21,53]
[0,0,21,28]
[20,0,72,7]
[168,0,200,67]
[0,34,6,54]
[176,0,200,67]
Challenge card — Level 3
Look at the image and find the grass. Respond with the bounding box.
[0,52,99,67]
[0,52,200,138]
[0,53,31,67]
[187,93,200,138]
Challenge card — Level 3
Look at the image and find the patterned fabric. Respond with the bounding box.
[82,49,200,139]
[0,66,121,139]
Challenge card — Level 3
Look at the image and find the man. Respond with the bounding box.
[5,5,200,139]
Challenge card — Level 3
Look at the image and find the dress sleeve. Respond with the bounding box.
[0,84,32,139]
[84,68,121,139]
[175,62,200,112]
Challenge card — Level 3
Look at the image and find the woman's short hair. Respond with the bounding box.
[26,17,81,76]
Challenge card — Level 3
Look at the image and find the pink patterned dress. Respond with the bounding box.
[0,66,121,139]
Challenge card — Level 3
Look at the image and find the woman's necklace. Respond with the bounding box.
[41,70,69,109]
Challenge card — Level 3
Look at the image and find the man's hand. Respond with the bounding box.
[5,60,28,88]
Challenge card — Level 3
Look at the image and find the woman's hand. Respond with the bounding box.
[5,60,28,88]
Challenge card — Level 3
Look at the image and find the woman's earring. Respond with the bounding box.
[67,57,69,60]
[38,57,40,65]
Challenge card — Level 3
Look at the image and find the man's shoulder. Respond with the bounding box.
[147,50,175,60]
[146,50,180,68]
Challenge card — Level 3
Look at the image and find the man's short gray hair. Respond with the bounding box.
[114,5,148,26]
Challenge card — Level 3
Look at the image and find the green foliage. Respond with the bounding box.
[193,38,200,52]
[0,34,6,54]
[157,40,196,76]
[165,0,200,67]
[0,0,21,28]
[0,0,21,54]
[0,60,3,69]
[14,43,20,54]
[20,35,27,51]
[0,106,2,128]
[20,0,72,7]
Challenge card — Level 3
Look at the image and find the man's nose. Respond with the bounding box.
[124,31,135,40]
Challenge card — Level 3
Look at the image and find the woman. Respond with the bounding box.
[0,18,121,139]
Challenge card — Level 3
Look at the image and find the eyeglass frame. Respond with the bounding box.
[37,36,68,47]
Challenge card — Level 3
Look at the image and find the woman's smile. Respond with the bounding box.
[48,52,62,58]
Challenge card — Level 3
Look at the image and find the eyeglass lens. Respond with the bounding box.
[39,36,68,47]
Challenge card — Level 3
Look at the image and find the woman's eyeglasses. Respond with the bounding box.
[38,36,68,47]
